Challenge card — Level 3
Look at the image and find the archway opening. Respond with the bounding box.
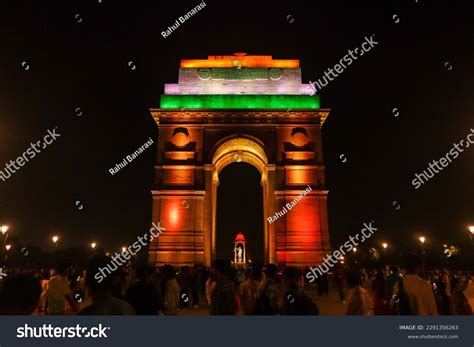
[215,162,264,264]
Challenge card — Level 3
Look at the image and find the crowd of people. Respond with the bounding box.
[317,255,472,316]
[0,254,471,316]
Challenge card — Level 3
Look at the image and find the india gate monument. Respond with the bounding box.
[149,53,331,267]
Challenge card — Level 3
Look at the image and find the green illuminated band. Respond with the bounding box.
[160,94,320,109]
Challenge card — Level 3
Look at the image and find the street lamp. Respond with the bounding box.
[121,247,126,253]
[52,235,59,246]
[91,242,97,249]
[353,247,357,252]
[4,244,11,265]
[468,226,474,244]
[419,236,426,245]
[382,242,388,249]
[1,225,9,245]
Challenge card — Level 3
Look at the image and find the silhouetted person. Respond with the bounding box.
[372,268,389,315]
[239,264,261,315]
[178,266,192,309]
[334,265,346,303]
[125,265,160,315]
[210,259,236,315]
[434,280,452,315]
[386,265,403,300]
[254,264,280,315]
[77,255,135,315]
[282,267,319,315]
[451,277,472,315]
[191,265,202,308]
[0,274,41,315]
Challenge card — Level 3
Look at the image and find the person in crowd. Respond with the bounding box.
[320,272,329,296]
[191,265,201,308]
[151,268,164,314]
[38,270,50,314]
[239,265,261,315]
[334,264,346,304]
[77,256,135,315]
[163,264,180,315]
[206,269,216,308]
[451,276,472,315]
[434,280,453,315]
[282,267,319,315]
[361,269,372,292]
[0,274,41,315]
[254,264,280,315]
[125,265,160,315]
[46,264,78,315]
[110,267,128,300]
[372,268,389,315]
[178,266,192,309]
[394,255,438,315]
[345,270,371,315]
[210,259,236,315]
[385,265,403,301]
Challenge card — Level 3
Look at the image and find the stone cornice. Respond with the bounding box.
[150,108,330,125]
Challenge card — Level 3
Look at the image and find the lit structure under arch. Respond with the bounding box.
[149,53,331,267]
[233,232,247,265]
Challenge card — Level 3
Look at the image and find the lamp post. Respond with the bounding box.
[419,236,427,271]
[382,242,388,250]
[468,226,474,246]
[4,244,11,264]
[1,225,9,246]
[91,242,97,253]
[52,235,59,247]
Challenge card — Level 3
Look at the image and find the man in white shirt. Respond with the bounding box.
[47,264,77,315]
[395,255,438,315]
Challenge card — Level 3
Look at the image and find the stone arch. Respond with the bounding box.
[208,136,276,264]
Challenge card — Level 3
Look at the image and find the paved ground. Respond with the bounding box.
[177,284,349,316]
[178,281,474,316]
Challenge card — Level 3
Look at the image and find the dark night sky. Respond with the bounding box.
[0,0,472,257]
